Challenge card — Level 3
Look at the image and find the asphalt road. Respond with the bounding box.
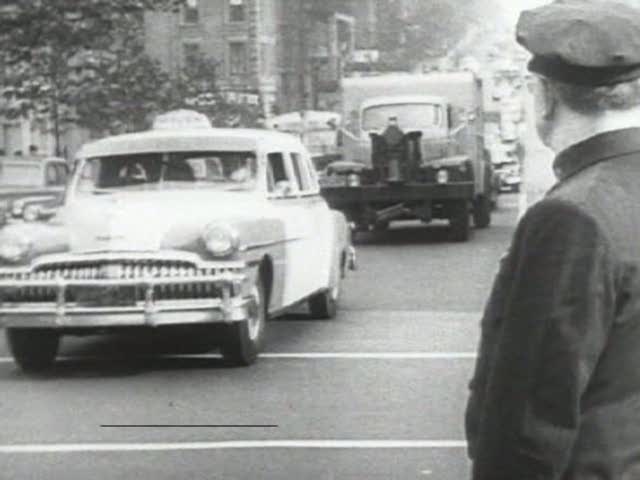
[0,192,521,480]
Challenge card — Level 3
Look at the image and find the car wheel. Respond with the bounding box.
[473,195,492,229]
[308,287,339,320]
[6,328,59,373]
[308,258,341,320]
[449,200,471,242]
[373,221,389,232]
[220,277,267,366]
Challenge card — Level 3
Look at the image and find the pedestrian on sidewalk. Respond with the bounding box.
[465,1,640,478]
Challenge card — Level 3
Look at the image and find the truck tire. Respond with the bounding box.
[7,328,59,373]
[449,201,471,242]
[473,195,492,229]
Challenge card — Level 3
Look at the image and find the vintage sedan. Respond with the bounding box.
[0,156,69,223]
[0,111,355,371]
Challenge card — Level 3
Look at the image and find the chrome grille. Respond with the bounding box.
[0,259,233,303]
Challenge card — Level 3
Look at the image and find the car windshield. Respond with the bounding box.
[362,103,441,131]
[76,151,258,193]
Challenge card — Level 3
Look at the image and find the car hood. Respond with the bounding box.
[52,190,271,253]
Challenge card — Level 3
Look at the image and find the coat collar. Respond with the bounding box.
[553,127,640,181]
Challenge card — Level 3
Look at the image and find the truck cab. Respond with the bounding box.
[321,72,494,242]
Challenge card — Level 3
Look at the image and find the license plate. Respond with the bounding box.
[75,286,136,307]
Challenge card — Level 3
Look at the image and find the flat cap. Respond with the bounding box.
[517,0,640,86]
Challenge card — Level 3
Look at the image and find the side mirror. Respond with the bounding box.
[273,180,292,197]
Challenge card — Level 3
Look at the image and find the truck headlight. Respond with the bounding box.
[203,224,240,258]
[347,174,361,187]
[0,233,31,263]
[436,169,449,184]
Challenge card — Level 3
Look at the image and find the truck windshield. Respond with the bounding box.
[362,103,441,131]
[76,151,258,193]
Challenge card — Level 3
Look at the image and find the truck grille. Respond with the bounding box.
[0,259,233,303]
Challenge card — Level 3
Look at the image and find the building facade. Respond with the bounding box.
[145,0,279,114]
[144,0,355,115]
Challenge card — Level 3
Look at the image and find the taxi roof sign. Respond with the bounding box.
[152,109,212,130]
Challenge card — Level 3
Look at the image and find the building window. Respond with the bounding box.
[183,0,199,24]
[229,42,247,75]
[183,42,201,68]
[229,0,245,22]
[260,43,273,76]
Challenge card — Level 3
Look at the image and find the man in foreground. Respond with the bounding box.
[466,1,640,478]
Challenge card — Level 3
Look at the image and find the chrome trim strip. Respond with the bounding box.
[0,296,251,327]
[28,251,246,271]
[0,272,245,289]
[242,236,302,252]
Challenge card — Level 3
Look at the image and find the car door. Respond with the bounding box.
[266,149,329,307]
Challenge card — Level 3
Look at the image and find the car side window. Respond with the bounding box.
[290,152,311,192]
[56,164,69,185]
[45,163,59,186]
[267,152,294,195]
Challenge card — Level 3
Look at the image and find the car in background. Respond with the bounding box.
[0,110,355,372]
[490,143,522,193]
[0,156,69,223]
[266,111,342,172]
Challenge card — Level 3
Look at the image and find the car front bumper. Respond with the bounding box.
[0,273,253,329]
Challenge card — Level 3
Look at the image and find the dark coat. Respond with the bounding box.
[466,127,640,480]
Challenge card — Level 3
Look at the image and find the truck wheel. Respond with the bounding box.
[473,195,492,229]
[449,201,471,242]
[6,328,59,373]
[221,277,266,366]
[373,221,389,232]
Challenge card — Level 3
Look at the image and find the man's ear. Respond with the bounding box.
[537,77,557,120]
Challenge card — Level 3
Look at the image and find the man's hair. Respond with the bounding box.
[550,77,640,114]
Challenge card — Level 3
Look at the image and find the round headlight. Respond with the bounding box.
[0,233,31,263]
[23,204,40,222]
[436,169,449,184]
[203,224,240,258]
[11,200,24,217]
[347,173,361,187]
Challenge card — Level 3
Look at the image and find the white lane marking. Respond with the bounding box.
[420,470,433,476]
[0,440,468,454]
[0,352,477,364]
[260,352,477,360]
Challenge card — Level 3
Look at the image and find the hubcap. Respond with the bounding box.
[246,286,263,342]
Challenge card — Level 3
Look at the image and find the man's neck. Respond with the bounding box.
[547,107,640,153]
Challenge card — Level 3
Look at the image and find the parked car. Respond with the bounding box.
[0,110,356,371]
[0,156,69,222]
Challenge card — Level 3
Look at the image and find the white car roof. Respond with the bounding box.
[77,128,305,158]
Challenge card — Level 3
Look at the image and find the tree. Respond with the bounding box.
[161,51,264,129]
[70,15,175,134]
[0,0,184,152]
[373,0,506,71]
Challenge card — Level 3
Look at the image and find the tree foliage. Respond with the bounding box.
[373,0,506,70]
[0,0,185,150]
[0,0,264,145]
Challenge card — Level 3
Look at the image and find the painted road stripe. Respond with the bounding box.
[0,440,468,454]
[0,352,477,364]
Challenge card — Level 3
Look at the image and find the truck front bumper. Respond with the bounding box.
[321,182,474,209]
[0,273,253,329]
